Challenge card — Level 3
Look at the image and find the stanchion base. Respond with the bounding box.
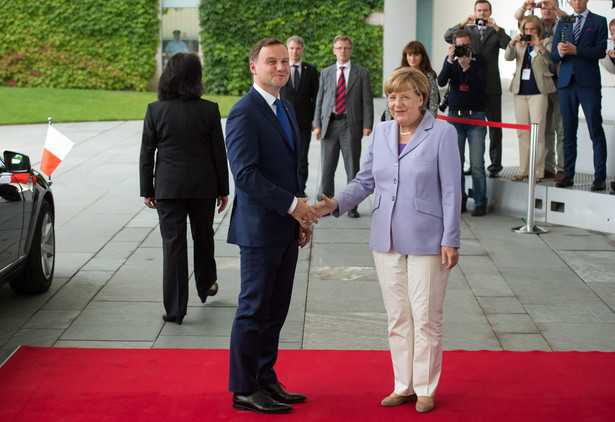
[512,225,549,234]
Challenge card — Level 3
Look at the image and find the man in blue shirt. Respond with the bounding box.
[438,29,489,216]
[165,30,189,57]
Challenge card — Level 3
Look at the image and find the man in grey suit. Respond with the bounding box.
[444,0,510,178]
[314,35,373,218]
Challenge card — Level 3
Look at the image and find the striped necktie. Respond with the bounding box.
[573,15,583,44]
[335,66,346,115]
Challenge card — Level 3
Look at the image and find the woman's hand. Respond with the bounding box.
[441,246,459,270]
[144,197,157,209]
[217,195,228,213]
[312,194,339,217]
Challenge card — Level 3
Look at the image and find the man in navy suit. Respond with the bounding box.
[225,38,320,414]
[552,0,608,191]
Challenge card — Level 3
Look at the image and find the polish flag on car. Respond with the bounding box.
[40,125,74,177]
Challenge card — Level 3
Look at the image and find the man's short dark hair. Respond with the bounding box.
[158,52,204,100]
[474,0,492,12]
[249,38,285,63]
[452,29,472,45]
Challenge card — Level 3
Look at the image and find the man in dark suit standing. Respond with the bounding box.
[225,38,320,414]
[551,0,608,191]
[280,35,319,190]
[444,0,510,178]
[314,35,373,218]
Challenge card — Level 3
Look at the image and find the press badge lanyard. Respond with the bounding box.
[522,45,537,81]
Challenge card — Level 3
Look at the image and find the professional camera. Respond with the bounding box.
[475,18,486,26]
[520,34,532,41]
[454,44,469,57]
[561,15,577,24]
[532,2,543,8]
[439,88,450,112]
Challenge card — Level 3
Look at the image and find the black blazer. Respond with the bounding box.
[139,98,229,200]
[280,61,319,130]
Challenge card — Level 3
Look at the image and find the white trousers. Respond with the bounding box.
[373,250,450,398]
[514,93,548,178]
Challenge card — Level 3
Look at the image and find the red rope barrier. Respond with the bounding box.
[437,114,531,131]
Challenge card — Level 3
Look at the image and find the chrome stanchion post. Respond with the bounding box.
[514,123,548,234]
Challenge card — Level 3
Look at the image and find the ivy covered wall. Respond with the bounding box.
[199,0,384,96]
[0,0,160,91]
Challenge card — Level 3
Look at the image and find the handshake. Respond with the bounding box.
[292,195,339,229]
[291,195,339,248]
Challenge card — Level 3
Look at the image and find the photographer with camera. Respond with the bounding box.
[444,0,510,179]
[551,0,608,191]
[514,0,566,181]
[438,29,489,217]
[505,15,556,183]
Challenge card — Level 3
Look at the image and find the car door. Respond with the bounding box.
[0,156,25,272]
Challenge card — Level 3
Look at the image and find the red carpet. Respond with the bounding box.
[0,347,614,421]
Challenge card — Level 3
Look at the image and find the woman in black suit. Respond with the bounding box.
[139,53,229,325]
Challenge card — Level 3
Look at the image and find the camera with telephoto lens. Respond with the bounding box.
[454,44,469,57]
[561,15,577,24]
[475,18,486,26]
[520,34,532,41]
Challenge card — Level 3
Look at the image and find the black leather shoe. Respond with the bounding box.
[232,391,292,414]
[488,171,500,178]
[348,209,360,218]
[610,181,615,195]
[464,168,472,175]
[162,314,184,325]
[590,179,606,192]
[200,282,219,303]
[471,205,486,217]
[555,177,574,188]
[461,202,467,213]
[262,382,307,404]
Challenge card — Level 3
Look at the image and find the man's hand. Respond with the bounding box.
[298,224,312,248]
[144,197,157,209]
[447,44,456,63]
[607,49,615,59]
[460,14,476,28]
[558,41,577,56]
[522,0,534,11]
[313,127,322,140]
[312,194,339,217]
[441,246,459,270]
[291,197,320,229]
[363,128,372,137]
[217,196,228,213]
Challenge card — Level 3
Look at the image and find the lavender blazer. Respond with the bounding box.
[334,112,462,255]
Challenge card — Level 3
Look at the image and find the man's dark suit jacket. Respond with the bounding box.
[140,98,229,199]
[226,87,304,248]
[444,25,511,95]
[280,61,319,130]
[551,11,607,88]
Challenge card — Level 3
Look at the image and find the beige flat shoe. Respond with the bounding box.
[511,174,527,182]
[416,396,435,413]
[381,393,418,407]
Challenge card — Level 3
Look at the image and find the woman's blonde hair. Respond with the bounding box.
[520,15,544,44]
[384,67,429,110]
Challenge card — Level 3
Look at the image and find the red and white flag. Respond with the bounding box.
[40,125,74,177]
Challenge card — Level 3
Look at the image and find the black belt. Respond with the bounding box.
[450,110,482,116]
[330,113,347,120]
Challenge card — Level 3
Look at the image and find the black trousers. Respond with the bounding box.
[156,198,216,316]
[485,93,503,173]
[298,126,312,190]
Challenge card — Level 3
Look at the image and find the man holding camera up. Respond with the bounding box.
[444,0,510,179]
[438,29,489,216]
[551,0,608,191]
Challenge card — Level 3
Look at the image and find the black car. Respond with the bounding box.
[0,151,55,293]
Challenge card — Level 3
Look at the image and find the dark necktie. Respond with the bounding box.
[573,15,583,44]
[274,98,294,151]
[335,66,346,115]
[292,64,300,92]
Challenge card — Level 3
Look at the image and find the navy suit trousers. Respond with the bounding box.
[228,238,299,393]
[558,79,607,180]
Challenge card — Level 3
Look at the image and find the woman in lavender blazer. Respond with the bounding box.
[315,67,461,413]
